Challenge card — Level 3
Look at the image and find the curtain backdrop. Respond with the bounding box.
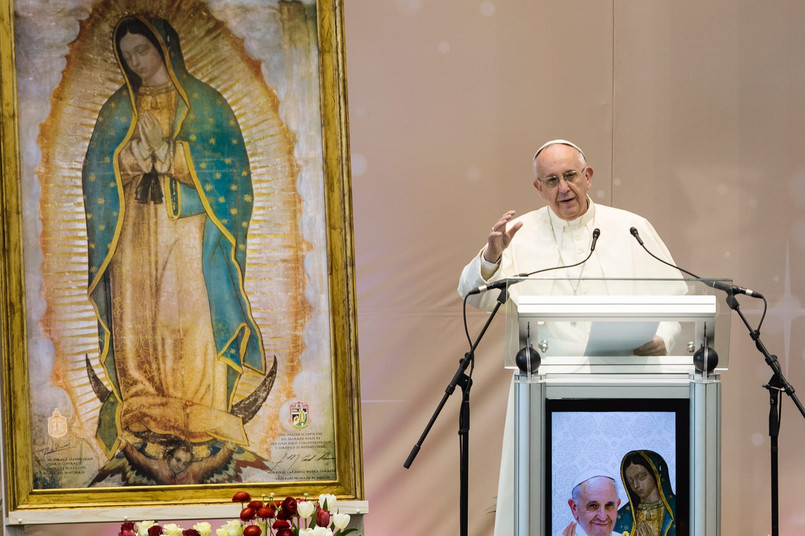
[346,1,805,535]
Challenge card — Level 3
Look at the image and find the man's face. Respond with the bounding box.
[534,143,592,221]
[569,477,620,536]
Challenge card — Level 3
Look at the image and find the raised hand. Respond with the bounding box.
[483,209,523,263]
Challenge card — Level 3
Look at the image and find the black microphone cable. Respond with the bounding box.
[629,226,767,332]
[463,228,600,347]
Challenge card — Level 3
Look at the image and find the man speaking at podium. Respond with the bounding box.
[457,139,683,535]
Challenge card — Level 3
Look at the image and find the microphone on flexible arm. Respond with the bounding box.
[629,226,736,373]
[467,228,601,296]
[628,226,764,299]
[466,228,600,374]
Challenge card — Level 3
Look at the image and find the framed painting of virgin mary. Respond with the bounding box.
[0,0,361,512]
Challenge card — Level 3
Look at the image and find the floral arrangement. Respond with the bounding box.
[118,491,358,536]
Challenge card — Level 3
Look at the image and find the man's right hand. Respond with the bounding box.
[483,209,523,263]
[561,521,577,536]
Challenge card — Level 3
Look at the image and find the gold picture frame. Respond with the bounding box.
[0,0,361,512]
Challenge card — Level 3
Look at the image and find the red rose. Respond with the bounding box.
[248,500,263,509]
[257,505,276,519]
[316,507,331,528]
[148,526,164,536]
[232,491,251,503]
[280,496,298,516]
[240,506,257,521]
[275,530,294,536]
[272,519,291,530]
[243,525,262,536]
[121,523,136,532]
[182,530,200,536]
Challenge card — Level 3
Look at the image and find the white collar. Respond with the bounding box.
[546,196,595,242]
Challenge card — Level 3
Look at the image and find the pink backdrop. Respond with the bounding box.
[345,0,805,535]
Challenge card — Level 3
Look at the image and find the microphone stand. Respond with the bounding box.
[404,286,509,536]
[724,293,805,536]
[629,226,805,534]
[404,227,599,535]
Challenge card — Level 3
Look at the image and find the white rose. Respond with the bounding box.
[312,527,333,536]
[162,524,183,536]
[318,494,337,511]
[193,522,212,536]
[297,500,316,518]
[332,512,350,530]
[136,521,156,536]
[220,520,244,536]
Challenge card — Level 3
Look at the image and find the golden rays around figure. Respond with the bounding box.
[36,0,310,487]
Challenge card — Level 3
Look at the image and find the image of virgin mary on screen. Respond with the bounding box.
[615,450,677,536]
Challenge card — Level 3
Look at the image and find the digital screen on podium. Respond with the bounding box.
[545,398,690,536]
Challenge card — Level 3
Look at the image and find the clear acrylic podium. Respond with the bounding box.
[503,278,730,536]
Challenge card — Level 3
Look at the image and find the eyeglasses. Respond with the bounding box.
[537,168,586,189]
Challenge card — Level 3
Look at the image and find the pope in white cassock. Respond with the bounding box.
[457,140,684,536]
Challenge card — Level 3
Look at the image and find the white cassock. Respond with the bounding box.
[457,199,686,536]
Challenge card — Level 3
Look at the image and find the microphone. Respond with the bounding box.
[629,226,764,299]
[467,228,601,295]
[467,278,512,295]
[589,227,601,251]
[629,226,644,246]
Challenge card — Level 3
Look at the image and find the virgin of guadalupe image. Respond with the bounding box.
[82,14,276,485]
[614,450,676,536]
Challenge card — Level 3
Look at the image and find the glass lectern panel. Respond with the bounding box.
[503,278,731,369]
